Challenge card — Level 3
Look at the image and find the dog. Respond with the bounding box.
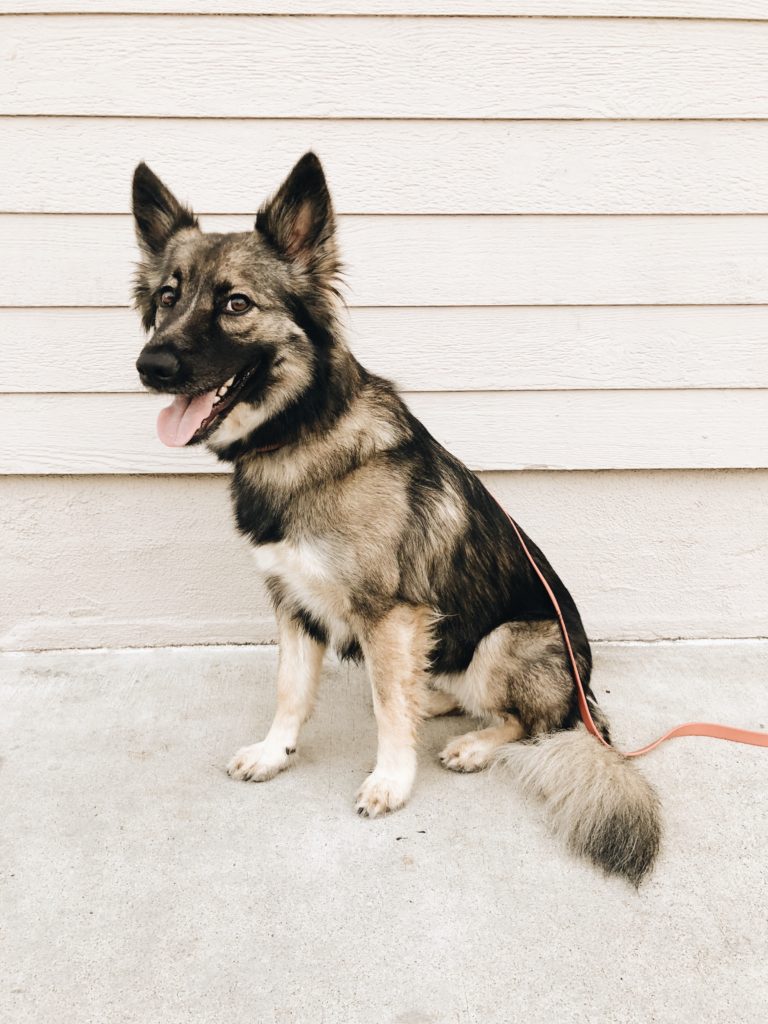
[132,152,661,884]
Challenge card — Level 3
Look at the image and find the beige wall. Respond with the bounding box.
[1,4,766,649]
[3,471,766,651]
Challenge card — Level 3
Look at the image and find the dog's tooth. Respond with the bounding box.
[212,376,235,404]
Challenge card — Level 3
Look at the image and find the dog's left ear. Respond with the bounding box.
[256,152,337,274]
[132,162,198,255]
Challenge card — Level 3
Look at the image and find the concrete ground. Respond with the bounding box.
[1,641,767,1024]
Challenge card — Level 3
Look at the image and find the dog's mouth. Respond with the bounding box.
[156,364,261,447]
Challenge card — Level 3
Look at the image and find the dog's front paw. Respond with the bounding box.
[355,770,412,818]
[227,741,294,782]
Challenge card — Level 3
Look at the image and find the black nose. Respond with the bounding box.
[136,348,181,387]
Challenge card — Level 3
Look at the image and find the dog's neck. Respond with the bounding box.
[208,307,365,464]
[248,440,287,455]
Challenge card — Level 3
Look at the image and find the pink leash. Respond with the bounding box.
[505,512,768,758]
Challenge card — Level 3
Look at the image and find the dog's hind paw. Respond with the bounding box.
[227,741,293,783]
[439,733,494,773]
[439,720,524,773]
[355,770,412,818]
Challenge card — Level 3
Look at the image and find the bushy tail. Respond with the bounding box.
[496,726,662,886]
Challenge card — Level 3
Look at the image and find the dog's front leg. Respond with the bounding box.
[355,605,432,817]
[228,613,325,783]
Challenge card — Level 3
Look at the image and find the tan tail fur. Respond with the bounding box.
[496,726,662,886]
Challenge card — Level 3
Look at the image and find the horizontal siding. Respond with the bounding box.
[4,16,768,118]
[3,306,765,394]
[4,214,768,307]
[5,3,768,19]
[3,472,766,650]
[1,9,766,652]
[4,118,768,215]
[3,391,765,474]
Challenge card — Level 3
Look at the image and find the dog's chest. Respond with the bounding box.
[250,538,352,636]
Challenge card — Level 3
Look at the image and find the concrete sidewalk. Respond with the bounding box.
[1,642,767,1024]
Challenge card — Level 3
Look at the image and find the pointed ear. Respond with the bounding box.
[255,152,336,269]
[132,162,198,255]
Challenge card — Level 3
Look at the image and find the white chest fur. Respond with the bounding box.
[250,539,354,649]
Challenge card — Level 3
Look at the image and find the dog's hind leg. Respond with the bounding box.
[355,604,433,818]
[228,612,326,783]
[423,688,462,717]
[438,620,577,773]
[440,717,525,772]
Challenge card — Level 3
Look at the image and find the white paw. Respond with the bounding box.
[355,770,413,818]
[439,733,494,773]
[227,741,294,782]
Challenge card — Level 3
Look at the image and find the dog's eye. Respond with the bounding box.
[224,294,252,315]
[158,287,176,308]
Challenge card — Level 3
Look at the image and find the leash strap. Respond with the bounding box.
[504,511,768,758]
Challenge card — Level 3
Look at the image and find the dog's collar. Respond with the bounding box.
[251,441,284,454]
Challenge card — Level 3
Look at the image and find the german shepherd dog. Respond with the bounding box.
[133,153,661,884]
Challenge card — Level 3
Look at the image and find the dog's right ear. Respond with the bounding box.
[132,164,198,330]
[132,162,198,255]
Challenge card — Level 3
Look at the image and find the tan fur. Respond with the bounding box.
[227,612,325,782]
[432,620,575,733]
[495,727,662,886]
[440,718,525,773]
[422,689,462,717]
[234,377,406,494]
[252,537,356,654]
[246,454,415,654]
[355,605,436,817]
[209,314,315,451]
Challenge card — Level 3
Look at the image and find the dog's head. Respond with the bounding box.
[132,152,342,452]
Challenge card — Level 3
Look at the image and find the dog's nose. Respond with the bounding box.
[136,348,181,387]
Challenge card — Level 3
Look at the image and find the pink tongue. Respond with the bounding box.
[157,390,217,447]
